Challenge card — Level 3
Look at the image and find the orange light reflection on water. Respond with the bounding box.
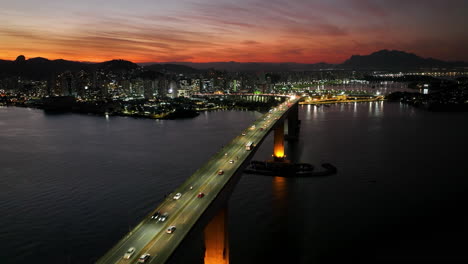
[272,176,287,203]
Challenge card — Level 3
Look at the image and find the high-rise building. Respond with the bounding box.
[60,72,76,96]
[121,80,131,96]
[168,80,178,98]
[192,79,201,93]
[47,74,56,96]
[157,77,168,98]
[143,80,157,99]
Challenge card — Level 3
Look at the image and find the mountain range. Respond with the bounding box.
[0,50,466,80]
[0,57,139,80]
[160,50,467,71]
[341,50,467,69]
[141,61,335,72]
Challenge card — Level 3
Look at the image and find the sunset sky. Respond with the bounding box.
[1,0,467,63]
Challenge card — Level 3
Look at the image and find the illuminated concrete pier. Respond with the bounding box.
[273,103,300,161]
[204,207,229,264]
[273,122,285,161]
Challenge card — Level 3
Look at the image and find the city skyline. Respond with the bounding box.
[1,0,468,63]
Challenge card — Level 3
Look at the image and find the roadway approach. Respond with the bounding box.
[97,96,301,264]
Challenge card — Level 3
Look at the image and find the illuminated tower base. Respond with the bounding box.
[204,207,229,264]
[273,122,285,162]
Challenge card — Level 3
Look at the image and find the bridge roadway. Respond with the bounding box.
[97,96,300,264]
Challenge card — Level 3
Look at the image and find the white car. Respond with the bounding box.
[123,247,135,259]
[229,160,234,164]
[173,193,182,200]
[137,253,150,263]
[166,225,176,234]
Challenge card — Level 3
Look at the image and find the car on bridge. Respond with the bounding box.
[158,212,168,222]
[197,192,205,198]
[151,211,161,219]
[217,169,224,175]
[137,253,150,263]
[166,226,176,234]
[173,193,182,200]
[123,247,135,259]
[245,141,254,151]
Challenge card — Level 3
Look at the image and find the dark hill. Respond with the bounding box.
[150,61,335,72]
[0,57,89,79]
[0,57,139,80]
[137,70,164,79]
[340,49,465,70]
[95,59,139,72]
[144,63,201,74]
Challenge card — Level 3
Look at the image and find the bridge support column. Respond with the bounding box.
[273,121,285,161]
[204,206,229,264]
[286,104,299,141]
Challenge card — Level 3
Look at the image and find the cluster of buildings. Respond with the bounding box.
[0,68,282,101]
[0,64,431,102]
[2,62,467,114]
[371,70,468,79]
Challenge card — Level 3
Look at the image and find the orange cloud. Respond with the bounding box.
[0,0,467,63]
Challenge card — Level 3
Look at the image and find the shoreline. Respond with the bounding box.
[1,104,278,120]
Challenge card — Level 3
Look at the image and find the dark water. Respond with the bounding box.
[1,103,468,263]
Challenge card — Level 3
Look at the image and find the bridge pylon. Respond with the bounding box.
[204,206,229,264]
[273,122,286,162]
[285,103,299,141]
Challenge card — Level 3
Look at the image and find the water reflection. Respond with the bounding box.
[375,101,384,117]
[312,105,318,120]
[353,102,358,117]
[305,105,311,120]
[272,176,288,212]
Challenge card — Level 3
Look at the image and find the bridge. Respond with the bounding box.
[97,96,301,264]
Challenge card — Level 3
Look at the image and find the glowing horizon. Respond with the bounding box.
[1,0,467,63]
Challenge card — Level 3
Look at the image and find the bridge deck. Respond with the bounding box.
[96,97,300,264]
